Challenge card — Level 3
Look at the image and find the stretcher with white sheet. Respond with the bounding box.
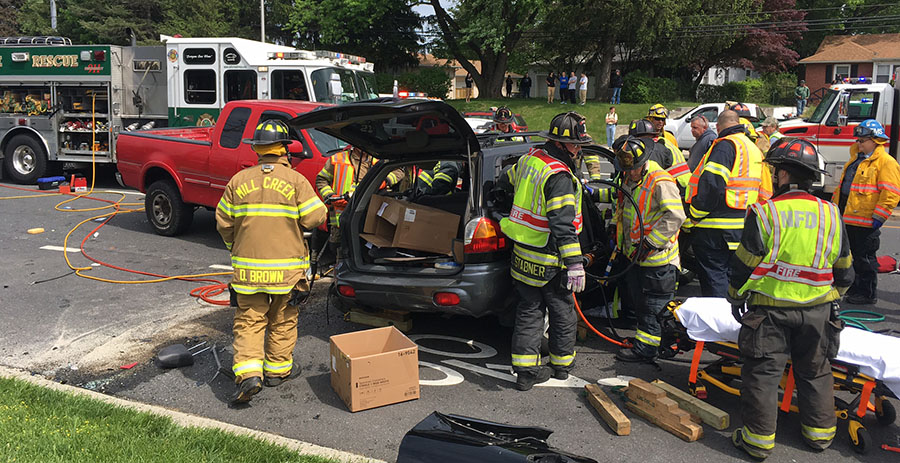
[662,297,899,455]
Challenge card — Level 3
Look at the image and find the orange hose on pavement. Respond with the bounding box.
[574,294,633,348]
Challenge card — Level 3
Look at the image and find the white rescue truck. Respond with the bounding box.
[779,74,899,192]
[0,36,375,183]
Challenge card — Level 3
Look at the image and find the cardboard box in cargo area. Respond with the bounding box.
[330,326,420,412]
[361,194,460,255]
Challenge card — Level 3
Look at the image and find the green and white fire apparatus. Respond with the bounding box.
[0,36,376,183]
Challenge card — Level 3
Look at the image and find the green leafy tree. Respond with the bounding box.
[288,0,420,71]
[426,0,542,98]
[0,0,21,36]
[793,0,900,60]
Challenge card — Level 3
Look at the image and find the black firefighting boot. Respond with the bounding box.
[230,377,262,404]
[264,367,301,387]
[516,366,552,391]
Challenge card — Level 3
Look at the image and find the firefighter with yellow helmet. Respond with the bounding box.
[216,119,327,404]
[497,112,591,391]
[647,104,679,149]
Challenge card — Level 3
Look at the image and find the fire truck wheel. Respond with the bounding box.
[145,179,194,236]
[4,134,48,184]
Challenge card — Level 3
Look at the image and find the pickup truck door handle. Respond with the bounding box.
[240,162,254,168]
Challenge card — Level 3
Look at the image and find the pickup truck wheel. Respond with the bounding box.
[4,134,48,184]
[145,180,193,236]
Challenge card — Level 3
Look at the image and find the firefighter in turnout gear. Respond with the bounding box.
[728,138,853,460]
[216,120,327,404]
[832,119,900,305]
[684,110,764,298]
[622,118,690,192]
[316,145,403,244]
[498,112,591,391]
[603,137,686,362]
[647,103,680,149]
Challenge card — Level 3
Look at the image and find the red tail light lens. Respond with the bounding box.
[337,285,356,298]
[433,292,460,306]
[464,217,508,253]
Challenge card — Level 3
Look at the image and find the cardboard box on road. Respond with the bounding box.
[330,326,420,412]
[361,194,460,255]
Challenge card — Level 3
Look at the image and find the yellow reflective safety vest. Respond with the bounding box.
[660,137,690,189]
[217,155,327,294]
[686,132,763,210]
[736,192,843,304]
[316,150,375,226]
[500,148,583,286]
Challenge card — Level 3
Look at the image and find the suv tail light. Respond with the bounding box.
[464,217,508,254]
[433,292,460,306]
[337,284,356,298]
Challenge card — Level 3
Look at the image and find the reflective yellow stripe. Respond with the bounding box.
[559,242,581,258]
[549,352,575,366]
[635,330,661,347]
[546,194,576,211]
[642,244,679,267]
[263,359,293,374]
[693,217,745,229]
[741,426,775,449]
[231,203,301,219]
[233,359,264,376]
[801,424,836,441]
[646,229,669,248]
[434,172,453,183]
[223,241,233,251]
[704,162,731,181]
[513,245,559,266]
[319,186,335,197]
[231,283,294,294]
[217,197,235,216]
[689,204,709,220]
[511,270,549,287]
[231,256,309,270]
[299,197,325,216]
[511,354,540,367]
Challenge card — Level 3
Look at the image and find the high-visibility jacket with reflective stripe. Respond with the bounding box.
[582,154,603,181]
[499,146,583,286]
[618,161,685,267]
[217,155,327,294]
[731,190,851,306]
[316,149,375,225]
[686,130,763,229]
[832,144,900,228]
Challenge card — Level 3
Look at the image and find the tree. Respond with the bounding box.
[793,0,900,60]
[426,0,542,98]
[0,0,21,36]
[288,0,420,71]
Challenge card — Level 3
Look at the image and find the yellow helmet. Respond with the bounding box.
[739,117,759,141]
[648,104,669,119]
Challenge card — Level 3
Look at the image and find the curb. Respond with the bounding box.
[0,366,386,463]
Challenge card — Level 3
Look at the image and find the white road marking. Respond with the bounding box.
[418,361,465,386]
[443,359,589,388]
[40,245,81,253]
[209,264,233,270]
[408,334,498,359]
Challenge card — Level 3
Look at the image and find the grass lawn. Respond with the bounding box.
[445,98,698,139]
[0,377,336,463]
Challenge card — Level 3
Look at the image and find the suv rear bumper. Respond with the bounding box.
[334,261,513,318]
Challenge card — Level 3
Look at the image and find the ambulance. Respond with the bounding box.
[779,73,899,193]
[0,35,376,183]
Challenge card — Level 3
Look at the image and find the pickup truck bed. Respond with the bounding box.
[117,100,340,235]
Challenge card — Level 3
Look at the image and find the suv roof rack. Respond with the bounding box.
[0,36,73,46]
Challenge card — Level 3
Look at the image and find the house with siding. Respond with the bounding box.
[799,33,900,95]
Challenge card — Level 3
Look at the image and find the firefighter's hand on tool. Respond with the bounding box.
[566,263,586,293]
[637,239,657,261]
[323,193,336,204]
[332,199,348,208]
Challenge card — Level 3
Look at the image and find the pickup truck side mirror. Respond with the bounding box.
[287,140,312,159]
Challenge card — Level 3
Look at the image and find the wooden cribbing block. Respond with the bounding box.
[347,309,413,332]
[584,384,631,435]
[652,379,730,430]
[625,378,703,442]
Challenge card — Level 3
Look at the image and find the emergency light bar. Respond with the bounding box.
[314,50,366,64]
[267,51,316,61]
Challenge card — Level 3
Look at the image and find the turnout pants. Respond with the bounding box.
[621,264,677,358]
[232,292,299,383]
[736,303,841,458]
[846,225,880,300]
[511,274,576,375]
[691,227,736,298]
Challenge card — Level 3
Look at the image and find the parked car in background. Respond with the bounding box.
[665,102,766,150]
[289,99,611,320]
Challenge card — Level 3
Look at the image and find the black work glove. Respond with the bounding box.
[637,239,657,262]
[288,289,310,307]
[729,297,748,323]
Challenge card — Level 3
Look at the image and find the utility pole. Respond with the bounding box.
[50,0,57,31]
[260,0,265,42]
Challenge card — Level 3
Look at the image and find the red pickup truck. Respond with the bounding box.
[117,100,342,235]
